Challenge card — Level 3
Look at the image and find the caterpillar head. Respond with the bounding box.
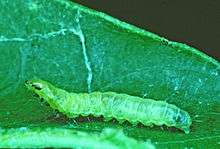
[25,79,56,106]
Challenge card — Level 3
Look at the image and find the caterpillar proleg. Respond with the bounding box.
[25,79,192,134]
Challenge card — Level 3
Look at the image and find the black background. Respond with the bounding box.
[73,0,220,61]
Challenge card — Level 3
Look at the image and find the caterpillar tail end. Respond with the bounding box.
[183,127,190,134]
[175,110,192,134]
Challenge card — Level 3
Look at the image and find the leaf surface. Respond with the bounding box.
[0,0,219,148]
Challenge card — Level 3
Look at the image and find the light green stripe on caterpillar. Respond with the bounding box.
[25,79,192,134]
[0,127,154,149]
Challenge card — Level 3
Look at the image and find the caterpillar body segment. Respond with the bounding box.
[25,79,192,133]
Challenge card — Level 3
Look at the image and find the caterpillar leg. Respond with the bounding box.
[118,119,126,124]
[103,117,112,122]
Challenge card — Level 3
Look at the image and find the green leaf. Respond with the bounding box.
[0,0,219,148]
[0,127,155,149]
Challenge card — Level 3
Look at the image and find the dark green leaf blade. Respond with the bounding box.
[0,0,219,148]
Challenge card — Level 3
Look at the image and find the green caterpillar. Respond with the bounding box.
[25,79,192,134]
[0,127,154,149]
